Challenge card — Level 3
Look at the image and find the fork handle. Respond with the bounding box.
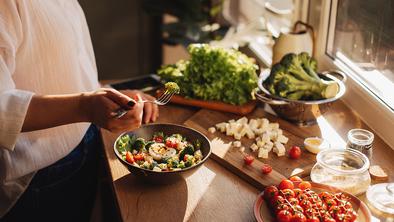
[112,100,135,119]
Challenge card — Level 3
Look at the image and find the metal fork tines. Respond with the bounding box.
[112,90,176,119]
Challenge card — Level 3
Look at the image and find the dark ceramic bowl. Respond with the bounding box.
[113,123,211,184]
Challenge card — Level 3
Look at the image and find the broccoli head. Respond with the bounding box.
[264,52,339,100]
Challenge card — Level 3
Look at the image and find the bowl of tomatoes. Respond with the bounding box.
[254,177,371,222]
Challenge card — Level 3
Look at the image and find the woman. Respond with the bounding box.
[0,1,158,221]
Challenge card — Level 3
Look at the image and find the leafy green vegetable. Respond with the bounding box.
[179,144,195,161]
[133,138,146,151]
[116,134,136,153]
[264,52,338,100]
[158,44,258,105]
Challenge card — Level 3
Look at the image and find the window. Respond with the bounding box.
[326,0,394,110]
[223,0,394,148]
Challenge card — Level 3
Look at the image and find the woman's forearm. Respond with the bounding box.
[22,93,89,132]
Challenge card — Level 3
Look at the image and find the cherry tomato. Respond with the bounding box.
[304,208,317,218]
[243,155,254,165]
[133,153,144,161]
[264,185,279,200]
[289,146,302,159]
[344,211,357,222]
[279,179,295,190]
[325,198,337,208]
[165,139,173,147]
[290,176,303,182]
[270,195,286,207]
[293,188,303,197]
[153,136,163,143]
[341,201,353,210]
[125,151,134,163]
[290,212,306,222]
[298,181,312,190]
[288,197,298,205]
[300,199,312,209]
[292,205,304,214]
[322,216,336,222]
[329,205,342,215]
[297,194,309,202]
[281,189,295,199]
[277,210,292,222]
[306,216,319,222]
[319,192,333,201]
[335,213,346,222]
[276,204,291,214]
[183,154,190,162]
[261,164,273,174]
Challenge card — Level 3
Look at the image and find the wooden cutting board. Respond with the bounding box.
[156,90,257,115]
[184,107,317,190]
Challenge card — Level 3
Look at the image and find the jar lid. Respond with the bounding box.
[366,183,394,214]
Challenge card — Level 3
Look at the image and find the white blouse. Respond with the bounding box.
[0,0,99,216]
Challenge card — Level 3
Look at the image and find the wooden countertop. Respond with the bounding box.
[100,101,394,222]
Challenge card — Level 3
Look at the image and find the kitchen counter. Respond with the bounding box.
[100,101,394,221]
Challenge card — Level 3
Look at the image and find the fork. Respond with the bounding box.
[112,90,176,119]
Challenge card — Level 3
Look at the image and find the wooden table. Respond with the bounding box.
[100,102,394,222]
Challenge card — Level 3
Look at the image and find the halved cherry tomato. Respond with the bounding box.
[279,179,295,190]
[244,155,254,165]
[262,164,273,174]
[289,146,302,159]
[298,181,312,190]
[183,154,190,162]
[125,151,134,163]
[290,176,303,182]
[277,210,292,222]
[165,139,175,148]
[133,153,144,161]
[153,136,163,143]
[264,185,279,200]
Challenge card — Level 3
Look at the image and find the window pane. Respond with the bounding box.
[327,0,394,109]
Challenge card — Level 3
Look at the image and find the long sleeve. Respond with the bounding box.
[0,1,34,151]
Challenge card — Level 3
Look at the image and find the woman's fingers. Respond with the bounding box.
[103,88,135,109]
[143,102,153,123]
[141,93,158,123]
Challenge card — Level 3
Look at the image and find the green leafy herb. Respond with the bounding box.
[158,44,258,105]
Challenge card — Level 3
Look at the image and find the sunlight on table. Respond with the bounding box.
[184,165,216,221]
[316,116,346,148]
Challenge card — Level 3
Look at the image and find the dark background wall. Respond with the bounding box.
[78,0,162,80]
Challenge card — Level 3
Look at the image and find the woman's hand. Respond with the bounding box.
[119,90,159,123]
[82,88,144,133]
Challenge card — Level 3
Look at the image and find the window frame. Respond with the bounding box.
[311,0,394,149]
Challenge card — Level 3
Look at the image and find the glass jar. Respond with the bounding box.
[347,128,374,159]
[310,149,371,196]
